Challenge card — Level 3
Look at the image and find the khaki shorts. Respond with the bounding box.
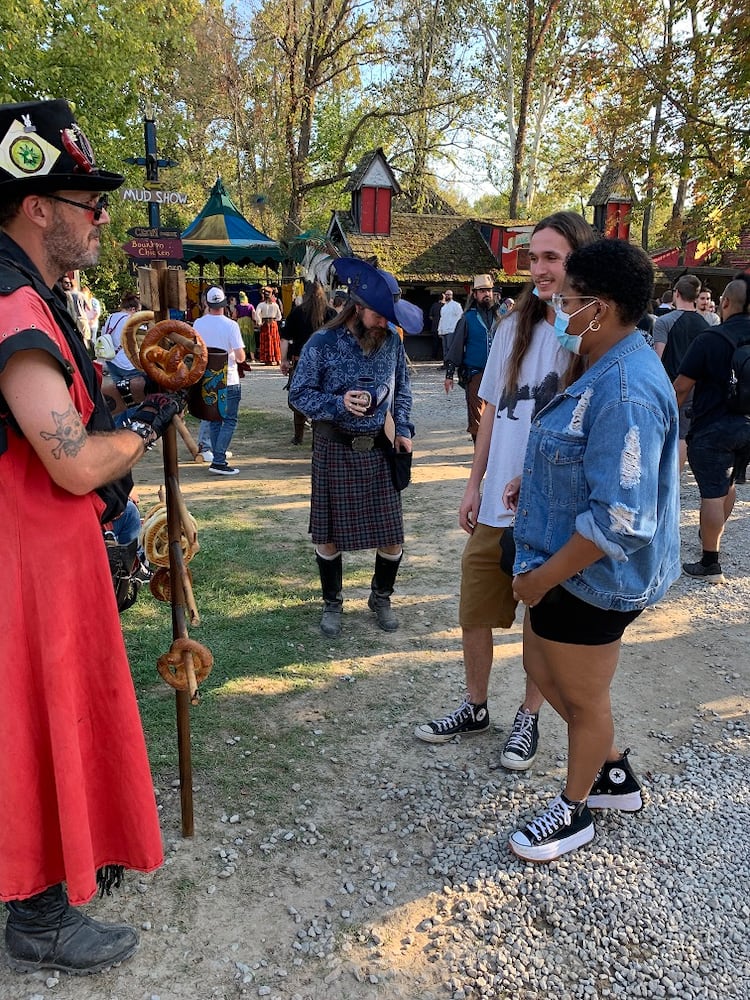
[459,522,518,629]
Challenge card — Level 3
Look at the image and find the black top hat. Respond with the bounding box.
[0,99,124,198]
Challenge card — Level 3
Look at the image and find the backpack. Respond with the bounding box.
[716,329,750,415]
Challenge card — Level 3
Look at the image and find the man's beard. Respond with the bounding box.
[44,207,101,276]
[352,315,388,355]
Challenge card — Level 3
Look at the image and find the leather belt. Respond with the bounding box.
[314,421,384,452]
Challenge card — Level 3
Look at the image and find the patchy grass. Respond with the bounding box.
[122,406,392,814]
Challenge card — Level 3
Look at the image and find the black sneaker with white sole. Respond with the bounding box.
[682,559,725,583]
[414,698,490,744]
[209,462,240,476]
[509,794,595,862]
[588,748,644,812]
[500,707,539,770]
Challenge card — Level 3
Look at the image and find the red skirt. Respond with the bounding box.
[0,435,164,905]
[259,320,281,364]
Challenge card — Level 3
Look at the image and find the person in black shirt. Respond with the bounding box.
[674,279,750,582]
[280,280,335,444]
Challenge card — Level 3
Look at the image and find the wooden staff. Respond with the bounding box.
[164,421,195,837]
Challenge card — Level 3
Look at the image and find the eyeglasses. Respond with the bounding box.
[46,193,109,221]
[551,293,598,311]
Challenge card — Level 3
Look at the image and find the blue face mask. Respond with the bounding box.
[553,307,584,355]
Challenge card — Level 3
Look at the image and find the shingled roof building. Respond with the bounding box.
[326,149,502,286]
[323,149,519,354]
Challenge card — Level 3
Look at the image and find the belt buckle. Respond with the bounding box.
[352,435,374,452]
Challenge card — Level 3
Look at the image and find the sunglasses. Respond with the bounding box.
[46,193,109,221]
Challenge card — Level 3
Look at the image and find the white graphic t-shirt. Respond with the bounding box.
[477,312,570,527]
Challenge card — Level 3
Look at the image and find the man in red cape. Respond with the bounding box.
[0,99,177,975]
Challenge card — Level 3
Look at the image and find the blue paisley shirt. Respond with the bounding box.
[288,324,414,438]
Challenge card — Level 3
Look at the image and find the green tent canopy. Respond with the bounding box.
[181,177,283,271]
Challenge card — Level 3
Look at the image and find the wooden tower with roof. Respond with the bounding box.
[588,165,637,240]
[344,148,401,236]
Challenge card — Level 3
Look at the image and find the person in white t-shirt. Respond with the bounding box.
[193,286,246,475]
[437,289,463,359]
[415,212,596,771]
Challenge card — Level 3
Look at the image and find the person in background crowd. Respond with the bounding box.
[697,287,720,326]
[100,292,142,381]
[281,279,336,445]
[81,283,101,341]
[289,258,421,637]
[655,289,673,315]
[428,291,446,363]
[444,274,501,444]
[674,278,750,582]
[255,285,282,365]
[193,285,245,475]
[236,290,256,361]
[438,289,463,361]
[653,274,708,470]
[0,97,174,975]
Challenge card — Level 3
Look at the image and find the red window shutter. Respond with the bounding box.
[375,188,392,235]
[361,187,376,234]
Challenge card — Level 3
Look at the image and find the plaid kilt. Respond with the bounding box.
[309,436,404,550]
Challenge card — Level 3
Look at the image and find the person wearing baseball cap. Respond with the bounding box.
[0,100,168,974]
[443,273,501,443]
[288,257,417,637]
[193,285,246,474]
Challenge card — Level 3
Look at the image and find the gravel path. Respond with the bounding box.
[1,361,747,1000]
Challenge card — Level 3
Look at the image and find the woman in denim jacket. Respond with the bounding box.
[503,239,681,862]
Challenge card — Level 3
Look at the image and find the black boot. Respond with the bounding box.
[5,883,138,975]
[316,552,343,637]
[368,551,402,632]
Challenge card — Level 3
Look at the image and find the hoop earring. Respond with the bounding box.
[589,319,601,332]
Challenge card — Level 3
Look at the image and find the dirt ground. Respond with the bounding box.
[2,362,749,1000]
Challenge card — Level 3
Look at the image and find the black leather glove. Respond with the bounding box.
[124,393,181,449]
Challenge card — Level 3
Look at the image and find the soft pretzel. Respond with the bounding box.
[157,637,213,692]
[140,509,197,568]
[121,310,155,369]
[139,321,207,390]
[149,566,193,603]
[141,501,166,524]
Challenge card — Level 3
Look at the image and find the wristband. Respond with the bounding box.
[124,418,158,451]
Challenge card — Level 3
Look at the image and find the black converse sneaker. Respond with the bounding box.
[414,698,490,744]
[588,749,644,812]
[500,707,539,770]
[509,794,595,862]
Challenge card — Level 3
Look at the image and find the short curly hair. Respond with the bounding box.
[565,239,654,325]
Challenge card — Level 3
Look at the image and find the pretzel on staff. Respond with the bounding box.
[121,310,155,369]
[149,566,194,603]
[139,321,207,390]
[140,509,198,568]
[157,638,213,704]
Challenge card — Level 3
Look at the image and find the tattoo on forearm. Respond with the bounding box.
[39,405,87,459]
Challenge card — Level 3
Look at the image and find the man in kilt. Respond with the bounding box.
[289,258,422,637]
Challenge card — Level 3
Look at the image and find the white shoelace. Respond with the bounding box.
[433,699,473,733]
[526,796,572,842]
[505,711,535,753]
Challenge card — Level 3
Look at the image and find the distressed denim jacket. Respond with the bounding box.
[513,332,681,611]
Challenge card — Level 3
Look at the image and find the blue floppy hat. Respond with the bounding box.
[333,257,423,334]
